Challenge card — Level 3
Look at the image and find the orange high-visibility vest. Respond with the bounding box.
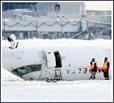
[102,61,108,70]
[90,63,94,70]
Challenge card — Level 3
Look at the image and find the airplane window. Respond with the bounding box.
[27,67,32,72]
[12,64,41,77]
[21,67,29,74]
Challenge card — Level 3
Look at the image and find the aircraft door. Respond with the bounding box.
[54,51,62,68]
[45,51,56,68]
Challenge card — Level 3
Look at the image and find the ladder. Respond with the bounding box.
[54,69,63,81]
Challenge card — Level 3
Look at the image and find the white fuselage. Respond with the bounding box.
[2,39,111,80]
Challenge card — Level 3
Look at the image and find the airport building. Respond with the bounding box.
[2,2,111,40]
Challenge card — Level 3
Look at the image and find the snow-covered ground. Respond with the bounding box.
[1,39,113,102]
[1,69,113,102]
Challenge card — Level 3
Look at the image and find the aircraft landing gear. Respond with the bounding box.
[46,78,57,83]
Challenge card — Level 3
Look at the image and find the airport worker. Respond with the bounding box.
[89,58,98,80]
[102,57,110,80]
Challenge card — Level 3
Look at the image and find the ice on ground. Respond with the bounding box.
[1,79,113,102]
[1,68,113,102]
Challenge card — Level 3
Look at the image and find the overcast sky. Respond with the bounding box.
[85,1,112,10]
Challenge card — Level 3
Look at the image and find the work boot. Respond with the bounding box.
[89,77,92,80]
[92,77,95,80]
[105,77,109,80]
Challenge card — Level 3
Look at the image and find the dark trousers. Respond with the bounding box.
[103,70,109,80]
[89,70,96,80]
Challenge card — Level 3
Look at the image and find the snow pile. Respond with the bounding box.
[1,68,23,81]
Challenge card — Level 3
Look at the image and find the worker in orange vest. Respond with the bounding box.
[102,57,110,80]
[89,58,98,80]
